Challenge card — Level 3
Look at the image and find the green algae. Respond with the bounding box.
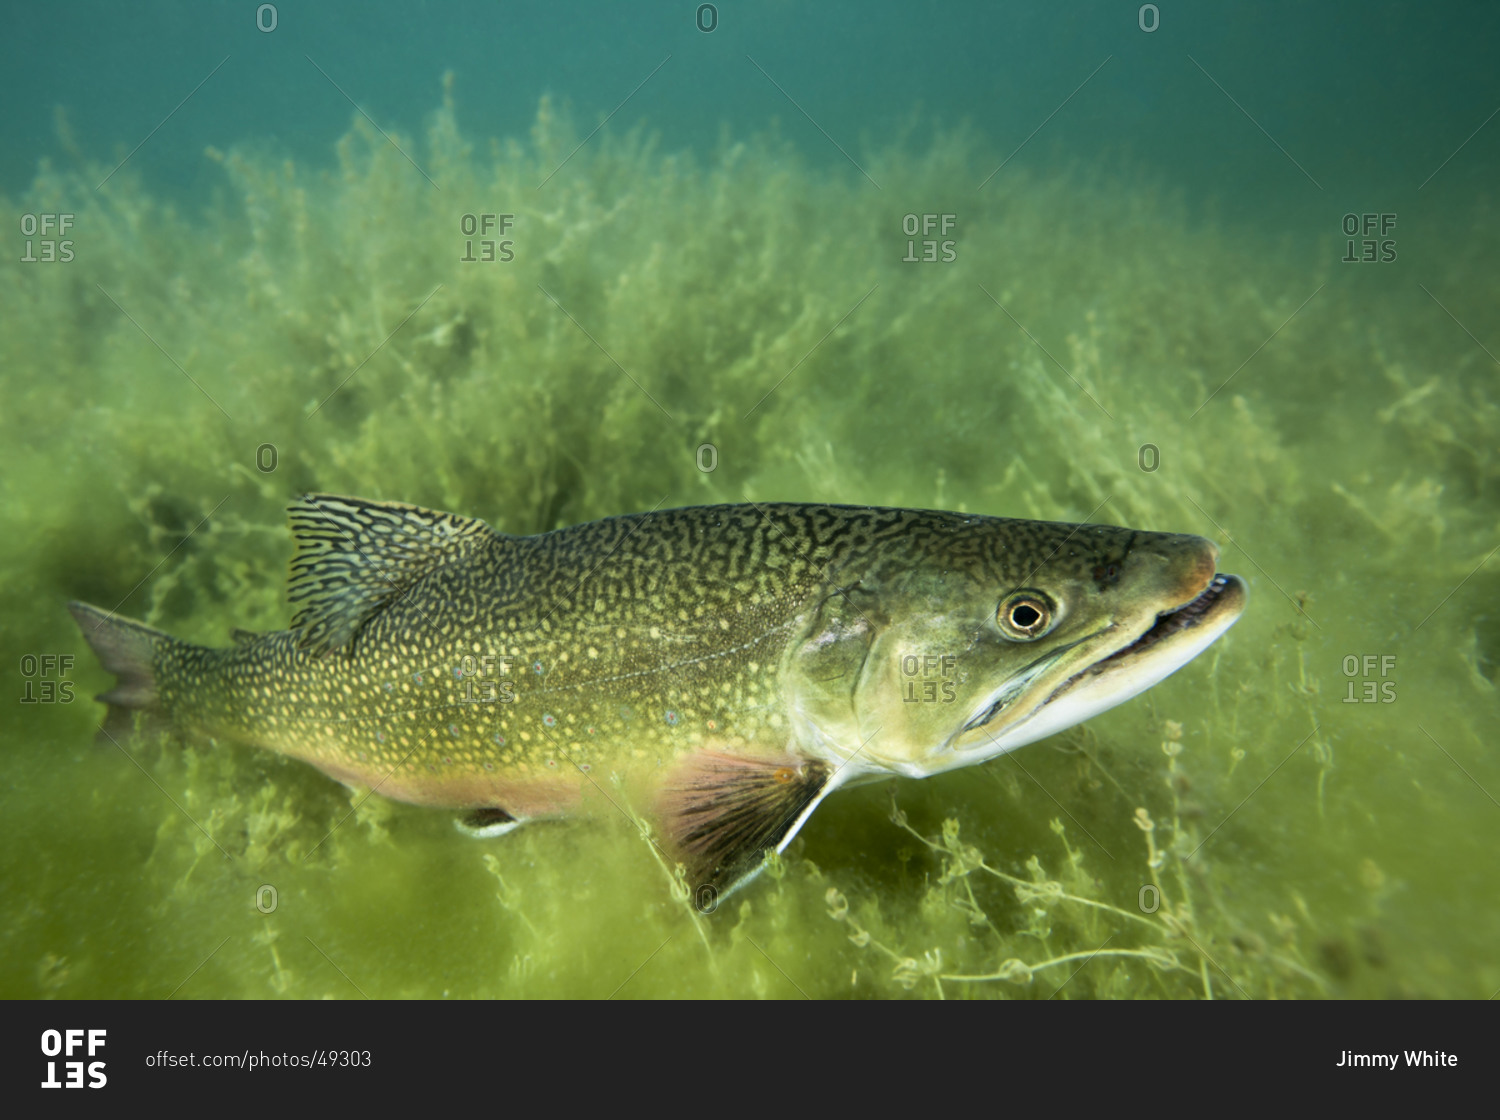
[3,84,1498,998]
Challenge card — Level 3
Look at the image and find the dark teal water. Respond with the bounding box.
[6,2,1498,225]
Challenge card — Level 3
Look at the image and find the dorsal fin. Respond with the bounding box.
[230,628,260,645]
[286,493,496,655]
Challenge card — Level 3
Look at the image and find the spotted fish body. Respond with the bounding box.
[70,495,1247,896]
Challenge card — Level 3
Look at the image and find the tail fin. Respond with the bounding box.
[67,601,174,739]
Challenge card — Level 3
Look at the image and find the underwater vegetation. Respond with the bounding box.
[3,80,1497,998]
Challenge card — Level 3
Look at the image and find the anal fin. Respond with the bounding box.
[656,751,834,902]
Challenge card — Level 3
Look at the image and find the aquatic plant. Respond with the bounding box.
[3,79,1496,998]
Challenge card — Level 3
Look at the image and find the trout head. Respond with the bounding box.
[784,515,1247,779]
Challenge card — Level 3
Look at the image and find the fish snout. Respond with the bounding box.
[1161,533,1221,606]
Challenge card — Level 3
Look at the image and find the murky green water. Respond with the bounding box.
[5,70,1498,999]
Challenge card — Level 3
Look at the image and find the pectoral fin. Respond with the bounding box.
[656,751,836,901]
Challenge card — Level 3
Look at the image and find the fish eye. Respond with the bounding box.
[997,591,1055,641]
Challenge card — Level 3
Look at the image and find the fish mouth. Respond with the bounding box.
[1086,573,1241,675]
[961,572,1246,735]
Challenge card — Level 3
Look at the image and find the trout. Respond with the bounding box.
[69,495,1246,897]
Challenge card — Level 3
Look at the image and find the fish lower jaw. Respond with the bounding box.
[1089,573,1243,673]
[956,652,1068,737]
[927,713,1053,773]
[1022,572,1248,741]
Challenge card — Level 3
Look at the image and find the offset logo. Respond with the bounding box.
[1342,213,1397,263]
[900,653,957,703]
[19,654,75,704]
[459,214,515,263]
[19,213,75,263]
[901,214,957,263]
[1342,654,1397,703]
[40,1029,107,1089]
